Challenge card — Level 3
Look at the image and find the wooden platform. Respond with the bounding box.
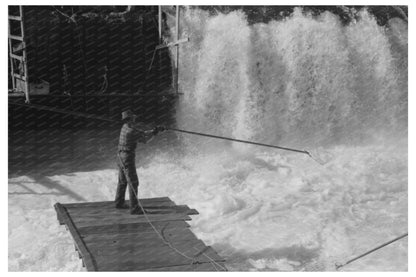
[54,197,226,271]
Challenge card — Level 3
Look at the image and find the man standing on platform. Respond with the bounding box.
[116,110,165,214]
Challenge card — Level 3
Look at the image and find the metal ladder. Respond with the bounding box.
[8,6,30,103]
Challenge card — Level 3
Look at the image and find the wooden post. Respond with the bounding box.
[20,6,30,103]
[8,20,16,90]
[158,6,162,43]
[175,5,179,94]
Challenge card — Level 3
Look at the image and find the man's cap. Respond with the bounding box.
[121,110,137,121]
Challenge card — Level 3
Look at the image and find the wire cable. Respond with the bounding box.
[335,233,408,270]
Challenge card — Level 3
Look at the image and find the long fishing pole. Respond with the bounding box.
[335,233,408,270]
[168,127,311,156]
[10,100,313,158]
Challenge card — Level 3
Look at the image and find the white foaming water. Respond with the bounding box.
[8,139,407,271]
[9,7,407,271]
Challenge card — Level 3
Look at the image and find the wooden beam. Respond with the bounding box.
[78,220,190,236]
[54,198,226,271]
[13,73,26,81]
[10,53,24,61]
[73,213,193,228]
[63,197,172,208]
[83,227,199,245]
[9,34,23,41]
[19,5,30,103]
[66,204,195,216]
[8,15,22,21]
[54,203,98,271]
[175,5,180,94]
[90,239,209,257]
[158,6,162,42]
[8,23,15,90]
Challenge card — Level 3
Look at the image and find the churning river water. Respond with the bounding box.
[8,7,407,271]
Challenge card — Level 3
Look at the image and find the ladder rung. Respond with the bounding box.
[9,35,23,41]
[10,54,24,61]
[13,73,26,81]
[8,15,22,21]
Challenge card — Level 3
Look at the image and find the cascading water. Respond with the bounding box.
[170,8,407,146]
[161,7,408,271]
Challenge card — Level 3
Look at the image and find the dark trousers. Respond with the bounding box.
[115,151,139,210]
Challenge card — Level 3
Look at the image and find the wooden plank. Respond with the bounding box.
[54,199,226,271]
[13,73,26,81]
[67,204,197,217]
[81,222,195,241]
[8,15,22,21]
[64,202,195,215]
[9,34,23,41]
[63,197,174,208]
[10,53,24,61]
[70,207,193,224]
[67,199,177,210]
[144,262,227,271]
[146,205,198,214]
[145,205,198,215]
[54,203,97,271]
[90,238,207,257]
[65,200,177,212]
[83,227,199,245]
[56,211,64,225]
[74,213,192,228]
[78,220,190,236]
[95,245,224,271]
[63,197,173,208]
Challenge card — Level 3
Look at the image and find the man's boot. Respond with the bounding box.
[130,206,145,215]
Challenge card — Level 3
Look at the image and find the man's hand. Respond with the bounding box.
[157,125,167,132]
[153,125,167,135]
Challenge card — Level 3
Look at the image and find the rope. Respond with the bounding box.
[335,233,408,270]
[117,153,209,267]
[195,247,227,271]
